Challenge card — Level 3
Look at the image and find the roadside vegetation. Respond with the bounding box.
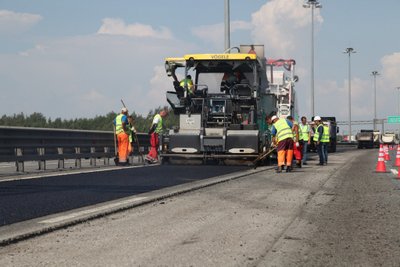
[0,106,178,133]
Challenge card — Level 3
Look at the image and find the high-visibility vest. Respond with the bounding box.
[274,119,293,142]
[154,114,163,134]
[321,125,330,143]
[313,124,323,142]
[299,123,309,141]
[115,114,126,134]
[180,78,194,94]
[126,124,133,142]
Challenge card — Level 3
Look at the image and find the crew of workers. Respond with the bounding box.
[266,114,330,173]
[114,106,328,169]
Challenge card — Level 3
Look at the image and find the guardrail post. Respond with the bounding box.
[37,147,46,170]
[104,147,110,165]
[57,147,65,169]
[90,146,96,166]
[15,148,24,172]
[139,146,145,163]
[75,147,81,168]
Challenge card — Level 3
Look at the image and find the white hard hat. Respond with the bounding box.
[314,116,321,121]
[121,107,128,113]
[271,115,278,121]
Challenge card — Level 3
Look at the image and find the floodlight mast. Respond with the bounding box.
[303,0,322,118]
[224,0,230,52]
[371,71,380,130]
[344,47,356,142]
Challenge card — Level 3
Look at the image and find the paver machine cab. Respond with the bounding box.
[161,45,297,164]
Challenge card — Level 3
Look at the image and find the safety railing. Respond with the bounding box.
[0,126,150,172]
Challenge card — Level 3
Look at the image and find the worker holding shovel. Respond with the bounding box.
[113,107,130,166]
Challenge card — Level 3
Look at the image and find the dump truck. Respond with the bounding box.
[356,130,374,149]
[160,45,298,164]
[381,131,397,145]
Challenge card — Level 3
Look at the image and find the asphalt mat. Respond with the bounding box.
[0,165,248,226]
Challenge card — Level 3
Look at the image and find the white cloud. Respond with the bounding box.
[0,10,42,34]
[0,30,196,119]
[191,20,252,49]
[147,65,174,109]
[381,52,400,88]
[251,0,322,58]
[97,18,173,39]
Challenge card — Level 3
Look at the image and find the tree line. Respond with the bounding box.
[0,107,178,133]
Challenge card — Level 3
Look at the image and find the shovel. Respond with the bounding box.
[113,125,119,165]
[253,146,276,169]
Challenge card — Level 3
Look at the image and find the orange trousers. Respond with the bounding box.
[277,138,294,167]
[117,132,129,163]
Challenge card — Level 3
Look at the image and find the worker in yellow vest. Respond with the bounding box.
[267,115,294,173]
[146,110,168,164]
[127,115,137,156]
[180,75,194,95]
[113,107,130,166]
[299,116,311,165]
[322,122,330,165]
[313,116,327,166]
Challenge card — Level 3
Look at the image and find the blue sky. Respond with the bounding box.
[1,0,400,134]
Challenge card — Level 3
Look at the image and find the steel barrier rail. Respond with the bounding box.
[0,126,150,172]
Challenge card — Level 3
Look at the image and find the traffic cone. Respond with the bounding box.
[376,144,387,173]
[397,167,400,179]
[395,146,400,167]
[384,145,391,161]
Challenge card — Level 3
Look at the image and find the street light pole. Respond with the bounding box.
[344,47,356,142]
[397,87,400,116]
[371,71,379,131]
[224,0,230,51]
[397,87,400,136]
[303,0,322,118]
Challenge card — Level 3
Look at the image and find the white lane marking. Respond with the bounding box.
[391,168,398,175]
[39,196,148,224]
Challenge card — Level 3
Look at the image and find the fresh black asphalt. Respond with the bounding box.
[0,165,248,226]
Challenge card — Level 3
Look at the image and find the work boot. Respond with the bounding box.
[286,165,292,172]
[276,166,282,173]
[296,160,302,168]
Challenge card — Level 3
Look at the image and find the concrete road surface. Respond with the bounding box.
[1,149,400,266]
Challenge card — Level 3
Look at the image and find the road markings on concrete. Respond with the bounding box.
[38,196,148,224]
[391,168,398,175]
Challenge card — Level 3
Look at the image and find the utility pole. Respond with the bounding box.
[344,47,356,142]
[303,0,322,118]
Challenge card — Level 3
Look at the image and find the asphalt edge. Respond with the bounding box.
[0,166,273,247]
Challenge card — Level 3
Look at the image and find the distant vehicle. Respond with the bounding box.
[356,130,374,149]
[381,131,397,145]
[373,130,381,147]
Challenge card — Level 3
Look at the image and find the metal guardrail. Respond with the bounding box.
[0,126,150,172]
